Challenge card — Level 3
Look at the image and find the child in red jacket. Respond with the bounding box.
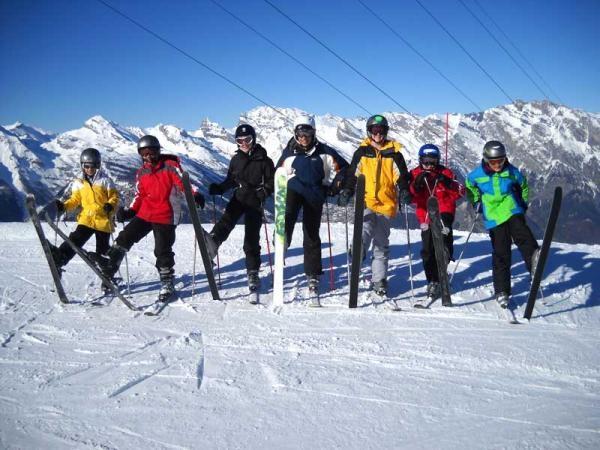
[409,144,464,304]
[98,135,204,302]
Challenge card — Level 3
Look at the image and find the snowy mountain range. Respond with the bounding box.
[1,100,599,243]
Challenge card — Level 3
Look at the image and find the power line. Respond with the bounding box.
[472,0,564,104]
[94,0,288,120]
[457,0,550,101]
[208,0,372,116]
[414,0,514,104]
[262,0,413,115]
[357,0,482,111]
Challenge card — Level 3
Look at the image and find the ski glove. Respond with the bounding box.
[116,206,136,223]
[55,199,65,214]
[413,172,429,191]
[208,183,225,196]
[103,203,113,214]
[437,173,454,188]
[337,189,352,207]
[473,202,483,214]
[398,189,412,205]
[194,191,205,209]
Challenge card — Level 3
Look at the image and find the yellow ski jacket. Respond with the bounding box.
[345,138,409,218]
[63,169,119,233]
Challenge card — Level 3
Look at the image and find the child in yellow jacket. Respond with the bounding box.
[50,148,119,274]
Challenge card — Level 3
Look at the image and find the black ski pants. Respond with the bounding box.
[285,189,323,277]
[489,214,539,295]
[59,224,110,264]
[211,196,263,272]
[115,216,176,270]
[421,213,454,283]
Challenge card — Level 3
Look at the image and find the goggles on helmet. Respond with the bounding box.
[140,147,159,158]
[236,135,253,146]
[420,157,438,167]
[82,162,99,169]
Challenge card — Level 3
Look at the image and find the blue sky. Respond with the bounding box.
[1,0,598,133]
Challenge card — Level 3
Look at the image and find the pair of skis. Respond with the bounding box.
[26,194,136,311]
[27,171,221,313]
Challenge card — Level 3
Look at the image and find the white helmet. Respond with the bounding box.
[293,114,315,131]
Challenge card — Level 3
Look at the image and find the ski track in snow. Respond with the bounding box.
[0,223,599,449]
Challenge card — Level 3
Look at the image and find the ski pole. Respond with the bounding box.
[211,195,221,286]
[404,205,415,300]
[191,239,197,298]
[261,202,273,279]
[344,204,350,284]
[325,199,335,291]
[449,212,479,283]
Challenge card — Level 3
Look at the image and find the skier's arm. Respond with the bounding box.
[263,158,275,196]
[62,180,82,212]
[465,177,481,205]
[393,151,410,192]
[105,177,120,210]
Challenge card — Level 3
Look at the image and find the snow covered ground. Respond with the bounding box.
[0,222,599,449]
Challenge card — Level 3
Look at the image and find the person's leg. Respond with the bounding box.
[211,197,244,246]
[243,206,262,272]
[420,227,438,283]
[94,230,110,256]
[56,225,95,266]
[489,221,512,296]
[302,198,323,278]
[509,214,539,273]
[371,214,391,286]
[284,189,303,250]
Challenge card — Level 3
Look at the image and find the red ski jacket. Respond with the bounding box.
[409,165,464,224]
[129,155,186,225]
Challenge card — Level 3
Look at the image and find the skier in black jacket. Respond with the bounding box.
[206,124,275,296]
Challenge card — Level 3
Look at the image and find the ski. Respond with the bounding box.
[25,194,69,304]
[272,167,288,308]
[427,197,452,307]
[42,213,137,311]
[181,171,220,301]
[144,295,177,316]
[349,174,366,309]
[523,186,562,320]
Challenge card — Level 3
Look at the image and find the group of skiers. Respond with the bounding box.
[48,113,540,308]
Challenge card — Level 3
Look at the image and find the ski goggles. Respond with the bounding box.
[295,130,315,139]
[368,125,386,136]
[486,157,506,167]
[420,158,438,167]
[140,147,159,158]
[235,135,253,145]
[82,163,99,169]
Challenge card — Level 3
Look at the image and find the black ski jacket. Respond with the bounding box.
[216,144,275,208]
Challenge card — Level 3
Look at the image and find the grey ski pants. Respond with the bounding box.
[362,209,391,283]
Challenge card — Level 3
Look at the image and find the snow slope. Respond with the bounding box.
[0,222,599,449]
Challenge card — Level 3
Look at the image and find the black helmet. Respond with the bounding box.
[483,140,506,162]
[366,114,389,136]
[137,135,161,154]
[80,148,101,168]
[235,124,256,145]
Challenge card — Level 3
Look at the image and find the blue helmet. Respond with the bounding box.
[418,144,440,163]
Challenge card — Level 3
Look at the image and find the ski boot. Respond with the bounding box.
[158,267,176,302]
[93,244,126,279]
[47,242,67,278]
[307,276,321,307]
[204,231,220,262]
[248,270,260,305]
[372,279,388,298]
[495,292,510,309]
[415,282,440,308]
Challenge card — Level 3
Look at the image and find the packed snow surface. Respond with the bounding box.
[0,222,598,449]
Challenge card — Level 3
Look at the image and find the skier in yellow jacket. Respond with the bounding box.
[50,148,119,276]
[338,114,411,297]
